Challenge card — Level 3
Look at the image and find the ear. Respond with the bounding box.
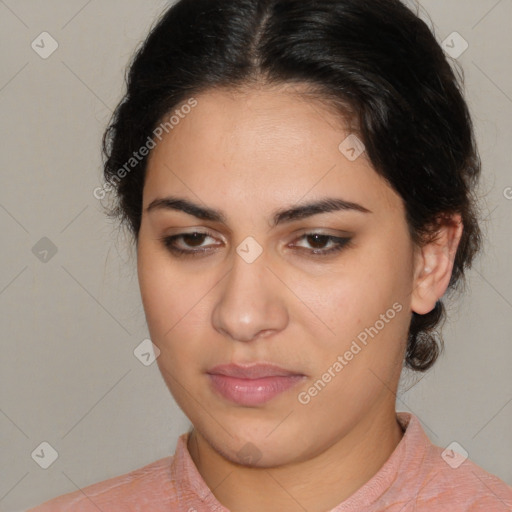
[411,214,464,315]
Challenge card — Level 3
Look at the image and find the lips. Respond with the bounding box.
[207,363,303,379]
[206,363,306,406]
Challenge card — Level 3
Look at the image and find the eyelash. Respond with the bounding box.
[159,231,353,258]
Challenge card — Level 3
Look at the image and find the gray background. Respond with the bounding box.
[0,1,511,510]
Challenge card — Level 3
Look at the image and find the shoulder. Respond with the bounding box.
[26,456,175,512]
[404,417,512,512]
[392,413,512,511]
[416,434,512,510]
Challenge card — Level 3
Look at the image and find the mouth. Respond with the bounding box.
[206,363,306,406]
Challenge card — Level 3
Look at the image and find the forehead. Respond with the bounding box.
[144,85,402,216]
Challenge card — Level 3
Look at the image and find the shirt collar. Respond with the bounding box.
[170,411,430,511]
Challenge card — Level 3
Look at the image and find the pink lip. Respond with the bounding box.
[208,363,302,379]
[207,364,305,406]
[207,374,306,406]
[207,364,306,406]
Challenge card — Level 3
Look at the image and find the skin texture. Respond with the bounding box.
[137,84,463,512]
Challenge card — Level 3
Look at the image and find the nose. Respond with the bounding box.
[211,250,289,343]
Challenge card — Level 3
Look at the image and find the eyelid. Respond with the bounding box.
[291,227,353,238]
[160,227,351,244]
[161,228,220,241]
[159,228,353,259]
[160,229,220,246]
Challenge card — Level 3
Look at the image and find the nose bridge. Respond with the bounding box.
[228,252,266,300]
[212,246,287,342]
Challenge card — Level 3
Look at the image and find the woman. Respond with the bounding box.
[29,0,512,510]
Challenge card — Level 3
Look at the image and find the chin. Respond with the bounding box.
[213,434,296,468]
[197,416,310,467]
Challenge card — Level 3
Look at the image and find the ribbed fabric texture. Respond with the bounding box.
[27,412,512,511]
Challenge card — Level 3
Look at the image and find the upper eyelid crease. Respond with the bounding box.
[161,232,352,257]
[145,196,372,227]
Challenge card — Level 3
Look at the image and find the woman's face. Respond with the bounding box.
[137,85,420,466]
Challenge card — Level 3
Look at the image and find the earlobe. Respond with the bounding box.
[411,215,463,316]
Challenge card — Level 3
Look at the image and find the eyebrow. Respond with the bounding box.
[146,196,372,227]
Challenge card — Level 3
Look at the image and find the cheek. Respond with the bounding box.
[138,244,191,339]
[295,258,399,338]
[299,236,412,364]
[137,243,217,365]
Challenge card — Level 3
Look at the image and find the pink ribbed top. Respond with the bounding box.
[27,412,512,511]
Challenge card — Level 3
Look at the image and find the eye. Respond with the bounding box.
[160,231,220,257]
[159,231,353,258]
[291,233,353,256]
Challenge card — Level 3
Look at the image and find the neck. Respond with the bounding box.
[187,401,404,512]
